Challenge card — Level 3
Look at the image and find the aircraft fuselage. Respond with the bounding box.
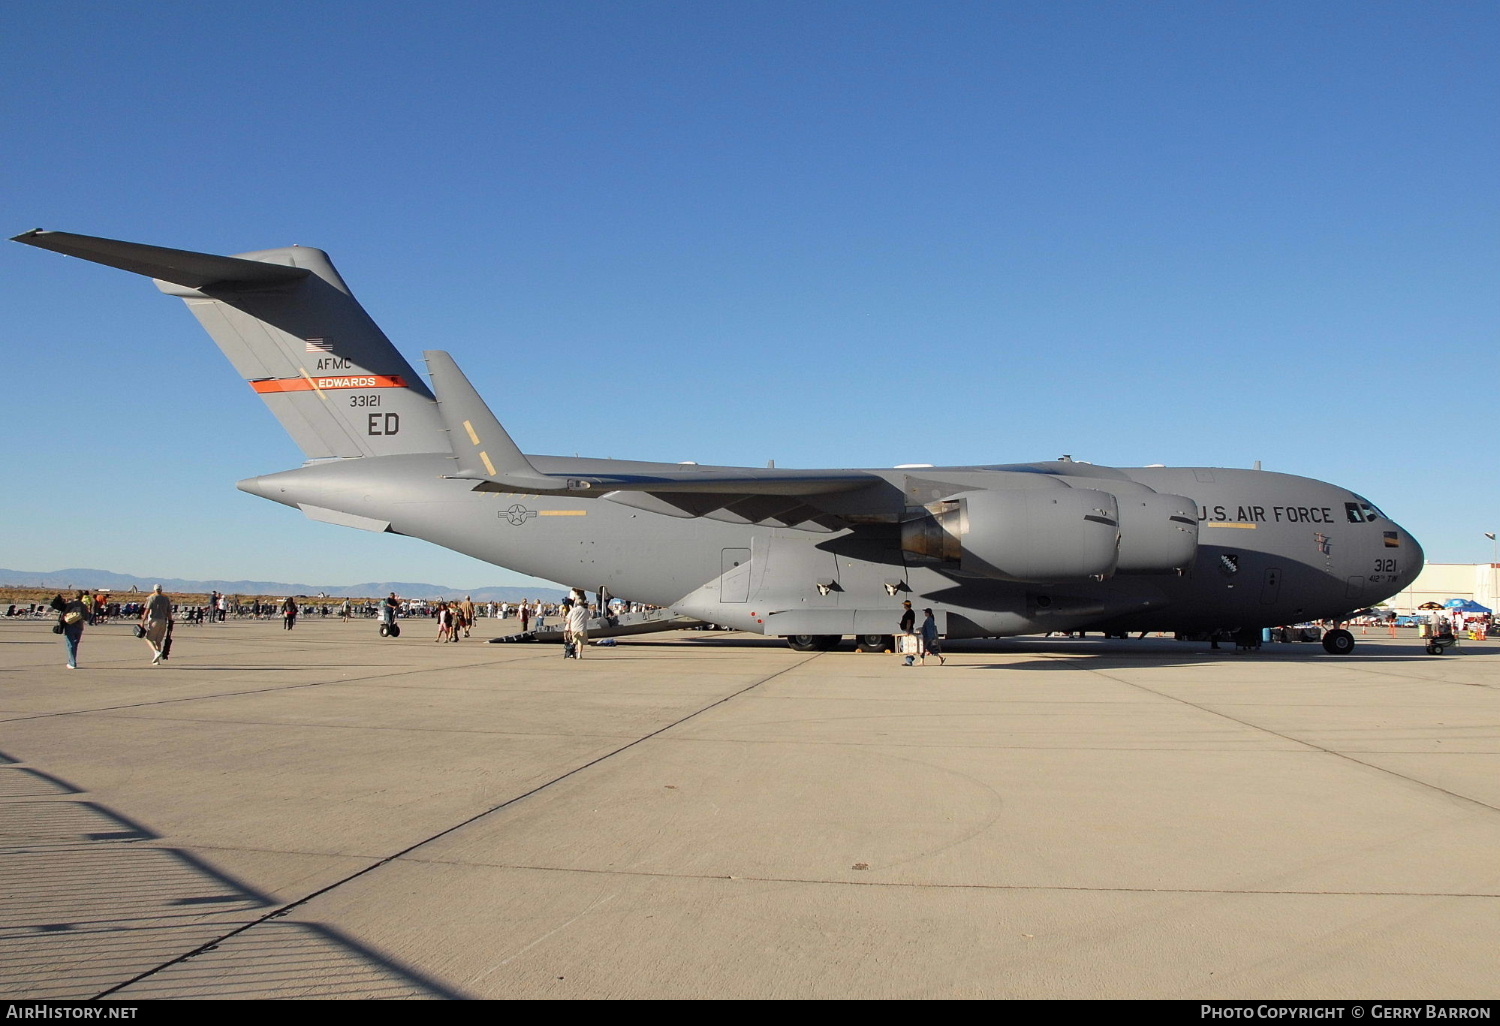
[239,455,1422,641]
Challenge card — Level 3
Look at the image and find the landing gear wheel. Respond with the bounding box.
[855,633,894,653]
[785,634,841,652]
[1321,628,1354,655]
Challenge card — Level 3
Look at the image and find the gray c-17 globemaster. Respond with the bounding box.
[15,229,1424,655]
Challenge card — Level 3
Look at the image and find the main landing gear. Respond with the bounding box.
[781,634,902,653]
[784,634,842,652]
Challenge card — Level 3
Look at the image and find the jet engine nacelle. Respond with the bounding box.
[902,487,1121,583]
[1113,491,1199,574]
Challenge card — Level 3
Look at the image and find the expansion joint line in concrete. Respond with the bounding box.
[0,652,550,725]
[1090,668,1500,819]
[423,860,1500,900]
[90,652,822,1000]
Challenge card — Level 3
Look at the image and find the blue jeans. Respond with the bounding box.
[63,625,82,666]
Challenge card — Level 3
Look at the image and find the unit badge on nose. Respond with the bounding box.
[500,504,537,526]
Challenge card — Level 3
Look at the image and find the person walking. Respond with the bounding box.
[919,608,945,665]
[59,590,89,669]
[899,600,916,634]
[281,596,297,630]
[141,584,173,665]
[565,599,589,659]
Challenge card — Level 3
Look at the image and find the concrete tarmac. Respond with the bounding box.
[2,616,1498,1000]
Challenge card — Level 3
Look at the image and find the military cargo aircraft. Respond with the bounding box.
[15,229,1423,654]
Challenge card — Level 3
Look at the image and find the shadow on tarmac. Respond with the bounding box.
[0,749,466,1000]
[636,631,1451,667]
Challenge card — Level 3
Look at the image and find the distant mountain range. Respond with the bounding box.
[0,568,566,603]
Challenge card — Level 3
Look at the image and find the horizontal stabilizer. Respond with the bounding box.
[12,229,310,290]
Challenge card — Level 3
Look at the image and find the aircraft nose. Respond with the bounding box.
[1398,524,1425,582]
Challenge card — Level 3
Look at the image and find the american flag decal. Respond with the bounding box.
[305,338,333,353]
[1384,532,1400,548]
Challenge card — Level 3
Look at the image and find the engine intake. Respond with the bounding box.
[1113,492,1199,573]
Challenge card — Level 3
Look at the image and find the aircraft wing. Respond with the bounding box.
[423,350,879,529]
[580,471,878,530]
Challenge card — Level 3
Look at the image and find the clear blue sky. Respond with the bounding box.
[3,0,1496,588]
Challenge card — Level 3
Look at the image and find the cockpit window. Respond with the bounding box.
[1348,497,1386,523]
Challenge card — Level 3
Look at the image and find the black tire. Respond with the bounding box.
[1321,628,1354,655]
[855,633,893,653]
[1426,642,1442,655]
[379,624,389,637]
[784,634,841,652]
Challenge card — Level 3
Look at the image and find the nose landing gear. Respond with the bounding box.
[1321,628,1354,655]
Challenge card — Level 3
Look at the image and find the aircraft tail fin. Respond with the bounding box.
[424,350,566,491]
[12,229,448,460]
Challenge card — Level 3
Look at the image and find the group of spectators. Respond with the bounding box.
[24,584,666,668]
[45,585,174,668]
[8,590,659,625]
[9,593,119,622]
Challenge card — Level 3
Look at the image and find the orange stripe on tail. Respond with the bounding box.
[252,375,408,393]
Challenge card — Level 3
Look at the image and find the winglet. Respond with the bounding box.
[11,229,310,290]
[423,350,567,491]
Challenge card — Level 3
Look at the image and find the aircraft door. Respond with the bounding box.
[1260,567,1281,605]
[720,548,752,603]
